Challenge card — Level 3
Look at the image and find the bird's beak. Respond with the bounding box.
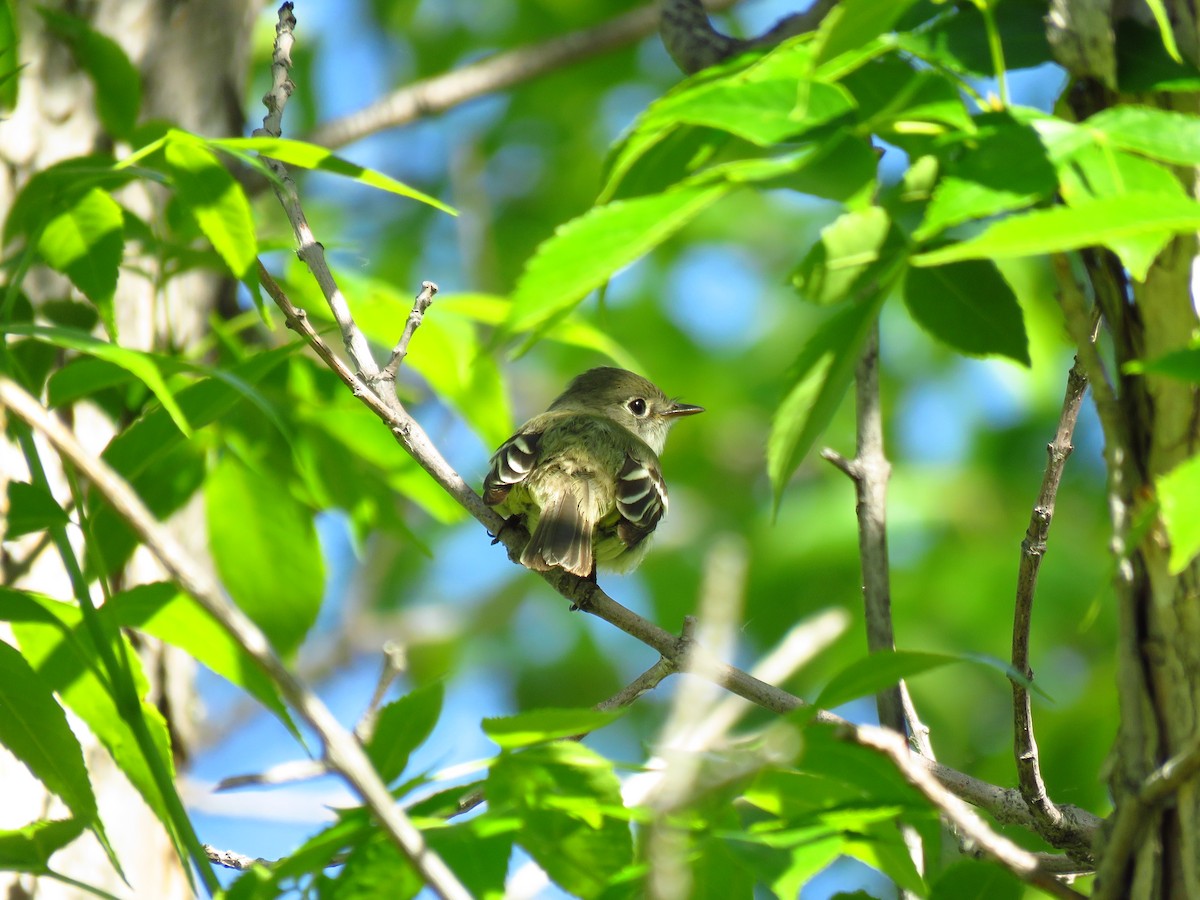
[666,402,705,418]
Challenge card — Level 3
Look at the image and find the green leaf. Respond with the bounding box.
[0,819,86,872]
[931,858,1022,900]
[916,114,1058,240]
[35,187,123,337]
[1085,105,1200,166]
[426,820,512,899]
[1139,1,1182,64]
[3,590,176,841]
[2,324,191,436]
[768,292,886,510]
[46,356,137,408]
[210,136,456,216]
[817,650,965,710]
[0,641,98,827]
[903,259,1030,364]
[1115,20,1200,92]
[488,742,632,897]
[482,707,625,749]
[0,0,19,113]
[206,454,323,658]
[1128,345,1200,381]
[104,583,295,735]
[792,207,907,306]
[4,155,133,246]
[504,182,729,338]
[365,684,444,783]
[1157,453,1200,574]
[814,0,920,66]
[162,134,257,281]
[38,9,140,138]
[6,481,70,537]
[911,192,1200,281]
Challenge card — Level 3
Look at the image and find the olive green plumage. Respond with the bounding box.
[483,367,703,578]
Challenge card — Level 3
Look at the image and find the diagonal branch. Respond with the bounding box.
[0,377,471,900]
[308,0,743,150]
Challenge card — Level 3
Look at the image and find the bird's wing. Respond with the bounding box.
[614,446,668,548]
[482,429,542,507]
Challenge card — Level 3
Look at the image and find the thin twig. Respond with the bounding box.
[1010,348,1091,856]
[356,641,408,743]
[383,282,437,381]
[204,843,265,871]
[0,377,471,900]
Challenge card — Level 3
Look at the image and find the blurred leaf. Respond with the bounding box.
[488,741,632,897]
[104,583,296,736]
[505,182,729,339]
[365,684,444,783]
[425,820,511,899]
[814,0,920,66]
[0,819,86,872]
[768,292,886,510]
[817,650,964,710]
[1085,105,1200,165]
[1128,345,1200,381]
[162,134,257,281]
[329,833,422,900]
[47,356,136,408]
[931,858,1022,900]
[1116,20,1200,92]
[206,454,323,658]
[211,136,456,215]
[3,324,191,436]
[35,187,123,336]
[6,481,69,537]
[482,707,625,749]
[0,641,98,828]
[912,193,1200,281]
[0,0,18,114]
[792,207,906,306]
[1157,453,1200,574]
[38,8,140,138]
[903,259,1030,364]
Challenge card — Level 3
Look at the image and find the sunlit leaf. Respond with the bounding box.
[1157,453,1200,574]
[482,708,625,749]
[35,187,123,337]
[6,482,69,537]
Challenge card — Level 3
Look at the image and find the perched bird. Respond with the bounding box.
[483,367,703,579]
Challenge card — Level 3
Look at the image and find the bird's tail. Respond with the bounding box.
[521,486,593,578]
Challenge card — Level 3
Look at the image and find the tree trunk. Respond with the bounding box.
[0,1,259,895]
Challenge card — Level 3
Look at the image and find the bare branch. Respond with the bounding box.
[382,282,438,382]
[1010,349,1091,855]
[0,376,471,900]
[204,843,265,871]
[307,0,744,150]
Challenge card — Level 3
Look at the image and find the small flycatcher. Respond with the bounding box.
[483,367,703,579]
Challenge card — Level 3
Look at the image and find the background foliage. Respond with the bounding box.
[7,0,1199,896]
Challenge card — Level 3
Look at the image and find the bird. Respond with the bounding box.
[483,367,703,580]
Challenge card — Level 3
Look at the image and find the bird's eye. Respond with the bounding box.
[628,398,648,416]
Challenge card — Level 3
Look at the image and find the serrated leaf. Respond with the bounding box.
[162,134,257,281]
[488,742,632,897]
[205,455,323,658]
[0,641,98,827]
[911,192,1200,281]
[768,292,885,510]
[482,707,625,749]
[105,583,295,736]
[903,259,1030,364]
[39,8,140,138]
[6,481,70,537]
[35,187,123,337]
[365,684,444,783]
[504,183,729,338]
[1157,453,1200,574]
[210,136,455,215]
